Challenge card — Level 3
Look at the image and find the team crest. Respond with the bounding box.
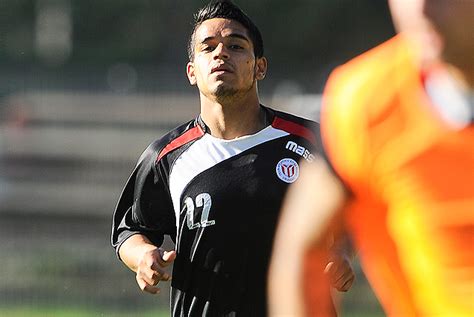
[276,158,299,183]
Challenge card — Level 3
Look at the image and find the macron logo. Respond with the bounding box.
[285,141,315,162]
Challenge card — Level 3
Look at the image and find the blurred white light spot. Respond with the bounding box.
[35,0,73,66]
[271,80,321,120]
[273,80,303,98]
[107,63,138,93]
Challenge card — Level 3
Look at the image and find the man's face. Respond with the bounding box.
[186,18,267,101]
[423,0,474,69]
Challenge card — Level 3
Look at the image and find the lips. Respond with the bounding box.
[211,64,233,74]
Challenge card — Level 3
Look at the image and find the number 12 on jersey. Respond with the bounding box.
[184,193,215,230]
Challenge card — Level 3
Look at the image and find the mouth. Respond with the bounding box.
[211,65,233,74]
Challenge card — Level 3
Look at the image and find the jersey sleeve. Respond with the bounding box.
[111,143,176,258]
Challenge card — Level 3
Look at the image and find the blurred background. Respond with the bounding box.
[0,0,394,316]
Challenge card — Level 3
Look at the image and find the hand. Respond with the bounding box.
[135,247,177,294]
[324,254,355,292]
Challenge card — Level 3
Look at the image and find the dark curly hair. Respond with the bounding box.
[187,0,264,61]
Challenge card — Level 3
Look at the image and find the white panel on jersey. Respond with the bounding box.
[425,69,473,129]
[169,125,289,229]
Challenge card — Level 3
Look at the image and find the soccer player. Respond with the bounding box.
[269,0,474,316]
[111,1,354,316]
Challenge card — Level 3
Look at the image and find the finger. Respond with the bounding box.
[146,264,171,282]
[137,267,161,285]
[331,263,348,282]
[332,268,355,291]
[136,276,161,295]
[341,275,355,292]
[140,261,172,284]
[333,278,354,292]
[143,284,161,294]
[326,259,353,280]
[324,261,335,275]
[158,249,177,267]
[331,274,346,290]
[162,250,177,263]
[325,260,354,290]
[325,261,343,283]
[149,258,173,281]
[156,270,171,282]
[332,276,348,291]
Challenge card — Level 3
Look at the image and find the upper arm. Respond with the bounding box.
[111,146,176,257]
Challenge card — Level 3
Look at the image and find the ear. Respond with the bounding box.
[255,56,268,80]
[186,62,197,85]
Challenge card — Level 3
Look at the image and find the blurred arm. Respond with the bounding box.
[268,159,349,316]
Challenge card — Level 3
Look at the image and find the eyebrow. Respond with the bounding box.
[200,33,250,45]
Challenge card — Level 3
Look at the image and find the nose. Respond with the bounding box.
[213,43,229,60]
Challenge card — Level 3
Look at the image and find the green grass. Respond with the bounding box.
[0,306,386,317]
[0,306,169,317]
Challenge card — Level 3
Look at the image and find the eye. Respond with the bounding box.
[229,44,243,50]
[201,45,215,52]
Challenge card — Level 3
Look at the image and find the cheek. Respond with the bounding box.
[245,61,256,80]
[195,62,208,79]
[245,59,256,73]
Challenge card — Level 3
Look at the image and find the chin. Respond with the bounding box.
[214,85,238,98]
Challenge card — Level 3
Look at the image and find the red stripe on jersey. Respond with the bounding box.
[157,125,205,162]
[272,116,316,145]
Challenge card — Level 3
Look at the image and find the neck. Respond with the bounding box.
[200,92,266,140]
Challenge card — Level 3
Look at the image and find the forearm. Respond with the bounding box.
[269,160,348,315]
[118,234,159,272]
[268,214,307,316]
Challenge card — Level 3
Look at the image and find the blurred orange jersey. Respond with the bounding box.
[322,35,474,316]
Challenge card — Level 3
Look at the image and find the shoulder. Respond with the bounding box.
[321,35,421,188]
[266,106,319,146]
[324,35,418,119]
[322,35,422,140]
[270,107,317,127]
[137,118,204,166]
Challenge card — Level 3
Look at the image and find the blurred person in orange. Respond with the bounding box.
[268,0,474,316]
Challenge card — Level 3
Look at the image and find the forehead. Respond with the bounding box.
[194,18,250,42]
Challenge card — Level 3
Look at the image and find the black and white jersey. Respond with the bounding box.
[112,105,322,316]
